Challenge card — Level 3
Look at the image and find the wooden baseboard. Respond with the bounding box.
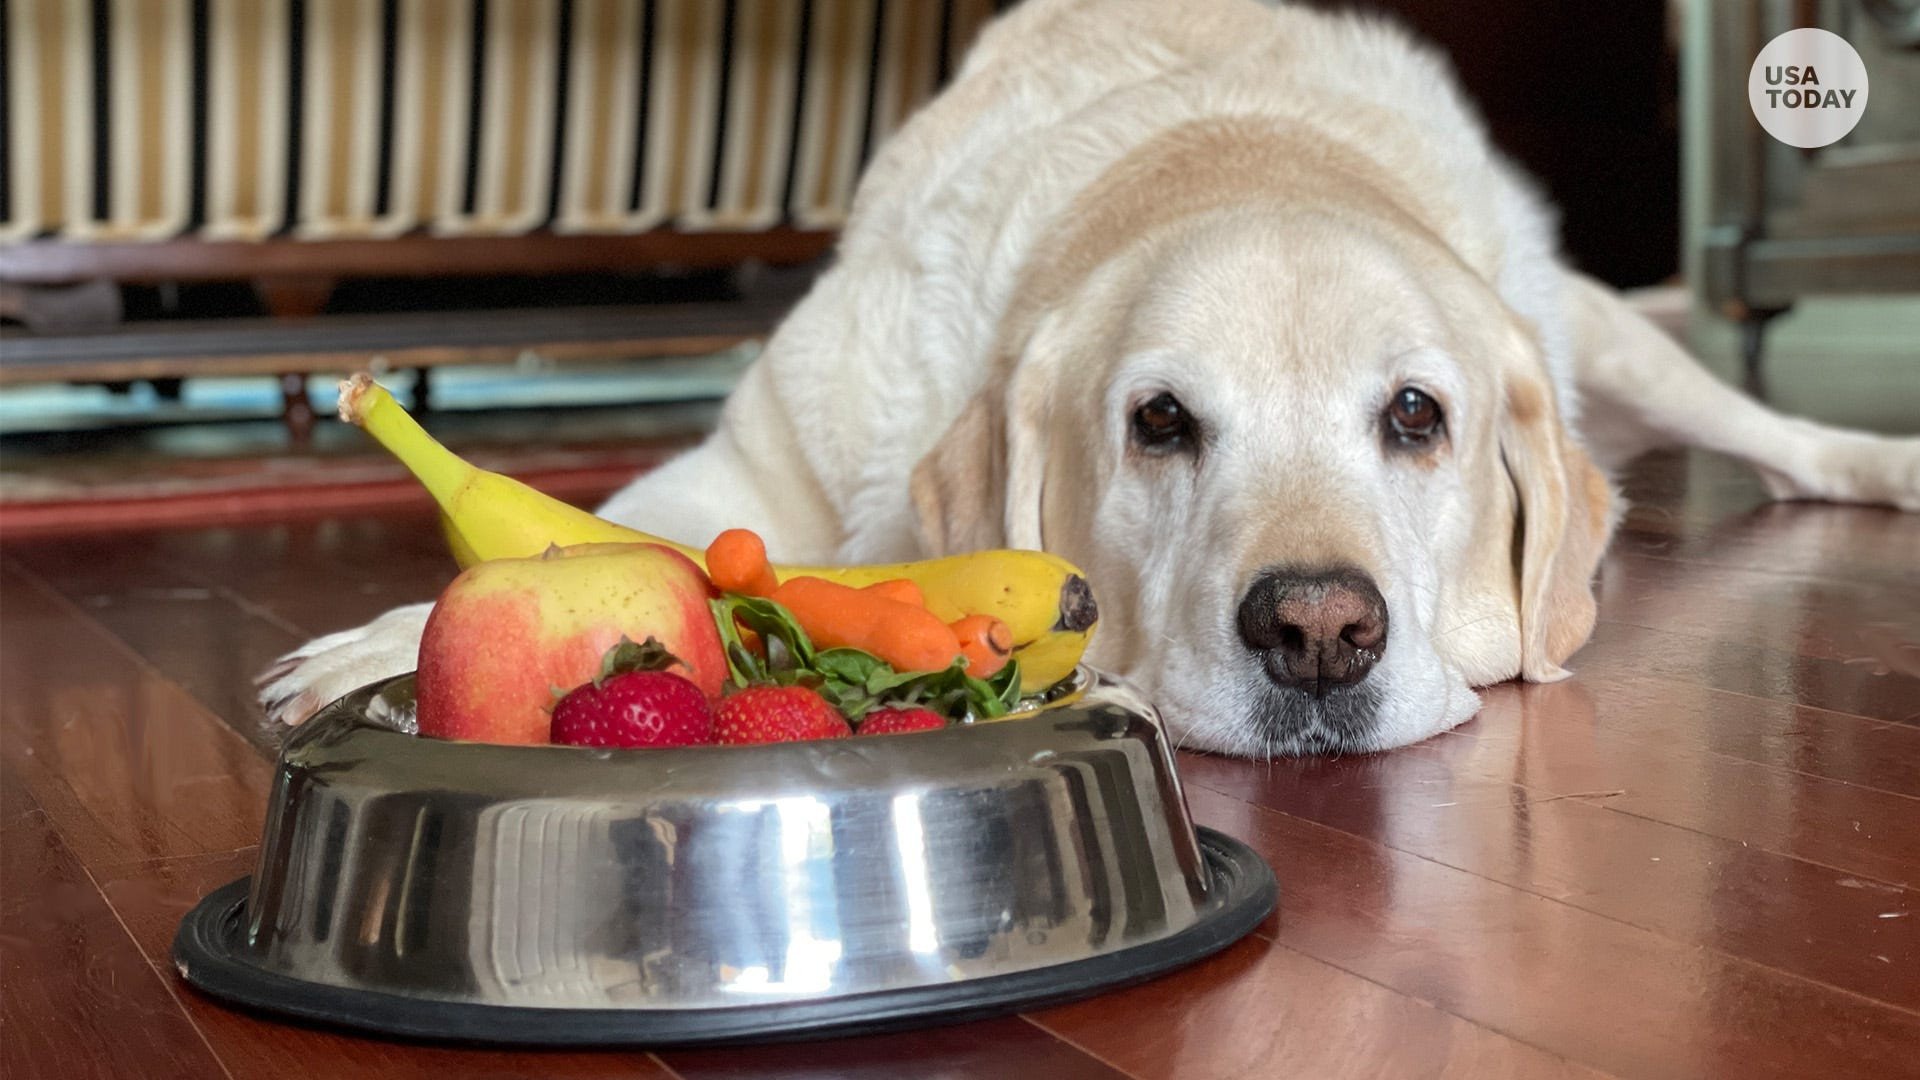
[0,298,791,385]
[0,229,837,285]
[0,461,644,540]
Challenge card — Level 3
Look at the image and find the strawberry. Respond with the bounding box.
[858,707,947,736]
[550,638,714,749]
[714,685,852,744]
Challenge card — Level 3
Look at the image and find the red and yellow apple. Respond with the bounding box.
[416,542,725,744]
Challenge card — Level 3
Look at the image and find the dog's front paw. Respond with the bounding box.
[1759,431,1920,513]
[257,604,433,726]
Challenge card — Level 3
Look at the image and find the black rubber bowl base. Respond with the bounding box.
[172,827,1276,1048]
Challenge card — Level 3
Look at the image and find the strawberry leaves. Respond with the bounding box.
[548,636,688,706]
[594,636,686,686]
[710,594,1021,723]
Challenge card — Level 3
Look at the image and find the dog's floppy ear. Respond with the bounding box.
[911,388,1011,553]
[910,325,1061,555]
[1500,358,1615,681]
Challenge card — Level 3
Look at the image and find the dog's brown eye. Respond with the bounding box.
[1386,387,1444,446]
[1131,392,1194,452]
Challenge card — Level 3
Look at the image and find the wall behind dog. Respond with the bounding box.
[1327,0,1680,288]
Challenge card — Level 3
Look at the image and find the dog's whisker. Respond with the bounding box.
[1431,611,1507,641]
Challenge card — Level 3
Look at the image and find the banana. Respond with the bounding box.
[339,374,1096,691]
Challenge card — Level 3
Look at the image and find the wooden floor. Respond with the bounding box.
[2,448,1916,1080]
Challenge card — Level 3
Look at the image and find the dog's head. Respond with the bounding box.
[911,125,1612,756]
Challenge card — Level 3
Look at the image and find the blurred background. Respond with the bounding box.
[2,0,1916,536]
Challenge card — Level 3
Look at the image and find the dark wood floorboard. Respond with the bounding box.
[1180,786,1920,1080]
[1596,549,1919,665]
[1179,751,1918,1010]
[656,1017,1137,1080]
[1492,675,1920,800]
[0,766,231,1080]
[0,561,272,868]
[1572,619,1920,726]
[1430,704,1920,885]
[1029,930,1617,1078]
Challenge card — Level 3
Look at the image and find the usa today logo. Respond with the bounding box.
[1748,28,1869,148]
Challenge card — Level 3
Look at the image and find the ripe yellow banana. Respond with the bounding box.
[339,374,1096,691]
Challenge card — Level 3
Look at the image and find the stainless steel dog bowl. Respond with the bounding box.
[175,669,1275,1045]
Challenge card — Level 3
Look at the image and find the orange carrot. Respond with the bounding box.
[950,614,1012,678]
[862,578,926,607]
[706,528,778,596]
[770,576,962,673]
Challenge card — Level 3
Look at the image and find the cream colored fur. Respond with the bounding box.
[263,0,1920,756]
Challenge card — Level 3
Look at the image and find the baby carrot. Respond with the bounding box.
[862,578,926,607]
[950,614,1012,678]
[770,576,962,673]
[706,528,779,597]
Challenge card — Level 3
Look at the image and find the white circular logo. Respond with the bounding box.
[1748,28,1869,149]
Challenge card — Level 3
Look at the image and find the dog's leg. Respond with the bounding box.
[1564,272,1920,510]
[257,602,433,727]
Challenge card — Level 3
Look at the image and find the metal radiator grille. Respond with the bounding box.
[0,0,1008,243]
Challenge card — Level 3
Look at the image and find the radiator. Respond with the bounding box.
[0,0,1008,244]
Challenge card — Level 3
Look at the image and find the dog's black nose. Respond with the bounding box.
[1237,567,1388,696]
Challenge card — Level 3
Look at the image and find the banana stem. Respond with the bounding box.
[338,374,475,507]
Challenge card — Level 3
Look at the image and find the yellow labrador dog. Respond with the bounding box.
[265,0,1919,756]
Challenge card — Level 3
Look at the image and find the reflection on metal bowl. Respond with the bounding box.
[174,668,1276,1045]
